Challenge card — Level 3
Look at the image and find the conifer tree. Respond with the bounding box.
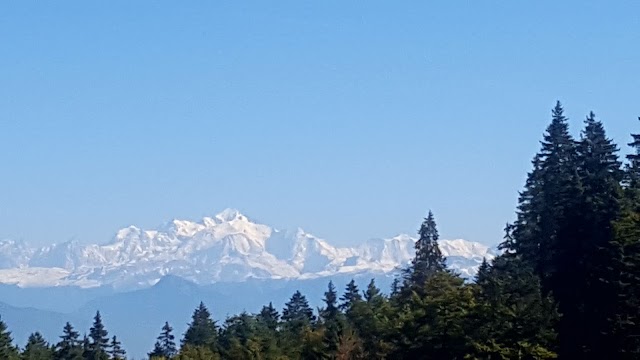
[219,312,261,359]
[21,332,53,360]
[350,279,393,359]
[107,336,125,360]
[0,317,19,360]
[503,101,584,357]
[408,211,446,286]
[339,280,362,315]
[87,311,109,360]
[282,290,316,331]
[575,111,623,356]
[281,291,316,357]
[469,255,558,359]
[150,322,177,359]
[148,341,165,359]
[363,279,382,304]
[182,302,218,351]
[320,281,342,358]
[474,257,490,287]
[394,271,473,359]
[54,322,82,360]
[256,302,280,332]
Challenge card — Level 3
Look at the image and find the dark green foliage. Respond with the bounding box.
[182,302,218,351]
[0,317,19,360]
[474,257,490,287]
[282,290,315,333]
[21,332,53,360]
[407,211,446,286]
[502,102,585,357]
[349,280,394,359]
[469,255,558,359]
[87,311,109,360]
[149,322,177,359]
[54,322,83,360]
[108,336,125,360]
[256,302,279,332]
[393,271,474,359]
[320,281,342,358]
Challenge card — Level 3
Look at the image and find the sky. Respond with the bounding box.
[0,1,639,247]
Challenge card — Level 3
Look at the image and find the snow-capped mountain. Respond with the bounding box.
[0,209,497,289]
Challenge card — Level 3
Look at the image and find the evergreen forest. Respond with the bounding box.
[2,102,640,359]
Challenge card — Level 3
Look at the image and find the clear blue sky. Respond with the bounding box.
[1,1,639,247]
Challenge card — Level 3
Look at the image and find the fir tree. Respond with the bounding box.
[21,332,53,360]
[320,281,342,358]
[282,291,316,357]
[393,271,473,359]
[626,117,640,184]
[182,302,218,351]
[409,211,446,285]
[148,341,165,359]
[469,255,558,359]
[474,257,491,287]
[282,290,316,331]
[503,101,584,357]
[0,317,19,360]
[339,280,362,314]
[575,111,623,356]
[107,336,125,360]
[54,322,82,360]
[87,311,109,360]
[152,322,177,359]
[256,302,280,332]
[350,279,394,359]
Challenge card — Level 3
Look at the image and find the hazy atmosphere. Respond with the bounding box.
[2,1,639,247]
[2,2,640,360]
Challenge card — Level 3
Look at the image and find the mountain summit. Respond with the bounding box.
[0,209,496,289]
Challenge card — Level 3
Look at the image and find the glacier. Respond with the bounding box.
[0,209,497,289]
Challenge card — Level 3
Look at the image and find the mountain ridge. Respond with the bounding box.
[0,209,497,289]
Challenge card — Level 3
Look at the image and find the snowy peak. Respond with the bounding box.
[0,210,497,289]
[215,208,245,222]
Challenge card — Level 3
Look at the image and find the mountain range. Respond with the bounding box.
[0,209,497,290]
[0,209,498,357]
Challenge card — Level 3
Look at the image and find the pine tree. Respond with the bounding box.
[393,271,473,359]
[256,302,280,332]
[320,281,342,358]
[575,111,624,356]
[363,279,382,304]
[107,336,125,360]
[350,279,394,359]
[281,291,316,357]
[21,332,53,360]
[54,322,83,360]
[0,317,19,360]
[408,211,446,286]
[468,255,558,359]
[282,290,316,331]
[87,311,109,360]
[339,280,362,314]
[80,335,90,360]
[502,101,584,357]
[148,341,165,359]
[150,322,177,359]
[626,117,640,184]
[474,257,491,287]
[182,302,218,351]
[218,312,261,359]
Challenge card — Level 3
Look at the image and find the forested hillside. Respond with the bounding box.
[1,102,639,359]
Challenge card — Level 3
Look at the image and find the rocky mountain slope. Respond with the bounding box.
[0,209,497,289]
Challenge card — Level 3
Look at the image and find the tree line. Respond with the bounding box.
[1,101,639,359]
